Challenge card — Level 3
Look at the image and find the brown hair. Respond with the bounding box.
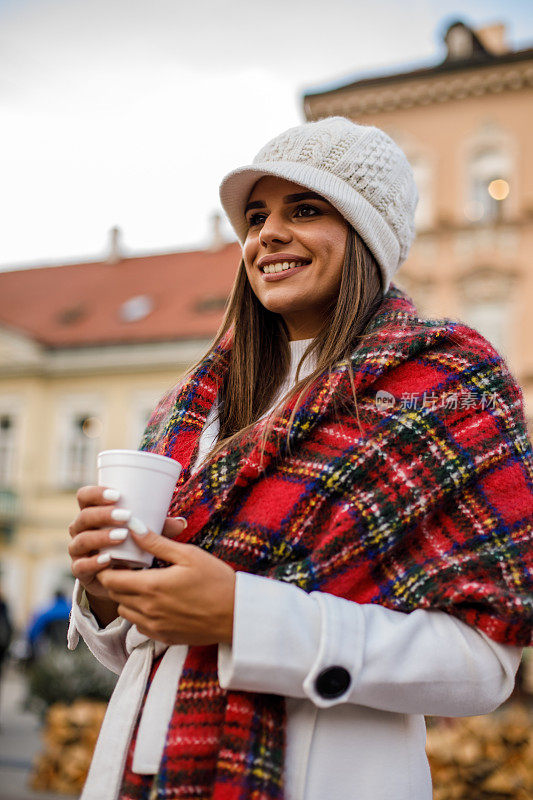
[201,226,383,459]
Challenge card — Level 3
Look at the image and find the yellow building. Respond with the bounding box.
[0,236,240,625]
[303,19,533,428]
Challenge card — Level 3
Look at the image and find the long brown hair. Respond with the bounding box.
[202,225,383,457]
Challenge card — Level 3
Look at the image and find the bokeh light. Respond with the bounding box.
[82,416,103,439]
[488,179,510,200]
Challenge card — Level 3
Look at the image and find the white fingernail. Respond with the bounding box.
[176,517,188,529]
[111,508,131,522]
[103,488,120,502]
[129,516,148,535]
[109,528,128,541]
[97,553,111,564]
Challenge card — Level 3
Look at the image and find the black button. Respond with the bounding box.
[315,666,351,699]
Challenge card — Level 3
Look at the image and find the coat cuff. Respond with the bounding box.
[218,572,322,697]
[302,591,365,708]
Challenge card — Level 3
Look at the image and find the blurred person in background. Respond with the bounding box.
[66,117,532,800]
[27,589,71,663]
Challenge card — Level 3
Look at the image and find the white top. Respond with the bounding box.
[192,338,314,472]
[68,339,522,800]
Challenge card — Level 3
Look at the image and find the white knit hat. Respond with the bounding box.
[219,116,418,294]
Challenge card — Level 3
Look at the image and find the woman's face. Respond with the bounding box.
[242,176,349,340]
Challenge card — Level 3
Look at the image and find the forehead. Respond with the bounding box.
[247,175,323,203]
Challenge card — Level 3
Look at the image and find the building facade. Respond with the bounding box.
[303,20,533,428]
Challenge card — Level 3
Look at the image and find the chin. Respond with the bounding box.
[260,299,306,317]
[256,289,309,314]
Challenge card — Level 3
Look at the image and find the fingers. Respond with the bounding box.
[98,564,157,595]
[71,552,117,587]
[68,527,129,559]
[69,505,132,538]
[76,485,121,511]
[129,528,190,564]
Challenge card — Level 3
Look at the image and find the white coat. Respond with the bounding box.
[68,573,521,800]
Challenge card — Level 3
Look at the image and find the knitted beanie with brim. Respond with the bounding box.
[219,116,418,294]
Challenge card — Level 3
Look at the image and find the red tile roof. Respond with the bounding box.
[0,244,242,347]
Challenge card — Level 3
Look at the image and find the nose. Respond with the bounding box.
[259,211,292,247]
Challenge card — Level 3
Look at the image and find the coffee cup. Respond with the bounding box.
[97,449,182,568]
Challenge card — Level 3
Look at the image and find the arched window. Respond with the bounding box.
[466,148,510,223]
[56,395,103,488]
[458,267,516,356]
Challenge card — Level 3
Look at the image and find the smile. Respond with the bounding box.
[260,261,311,282]
[260,259,309,274]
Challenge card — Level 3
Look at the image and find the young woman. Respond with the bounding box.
[67,117,532,800]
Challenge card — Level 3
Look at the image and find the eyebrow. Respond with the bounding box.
[244,191,327,214]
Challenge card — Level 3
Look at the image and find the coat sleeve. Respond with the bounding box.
[67,580,131,675]
[218,572,522,716]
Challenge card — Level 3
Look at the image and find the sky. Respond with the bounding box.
[1,0,532,270]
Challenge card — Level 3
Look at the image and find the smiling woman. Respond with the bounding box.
[66,117,532,800]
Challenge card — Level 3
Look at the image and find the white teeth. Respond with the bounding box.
[262,260,307,273]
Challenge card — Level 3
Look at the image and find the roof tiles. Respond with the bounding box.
[0,244,242,347]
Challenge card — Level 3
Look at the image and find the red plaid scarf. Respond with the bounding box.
[121,285,532,800]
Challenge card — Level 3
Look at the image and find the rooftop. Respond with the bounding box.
[303,20,533,100]
[0,242,242,348]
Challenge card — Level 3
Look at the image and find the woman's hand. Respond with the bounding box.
[98,527,236,646]
[68,485,131,602]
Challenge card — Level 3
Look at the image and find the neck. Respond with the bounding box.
[283,314,322,341]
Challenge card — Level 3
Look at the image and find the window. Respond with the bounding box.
[466,148,511,224]
[60,414,99,487]
[410,157,433,231]
[446,25,474,60]
[458,268,515,357]
[0,414,16,487]
[461,299,508,354]
[57,397,103,488]
[120,295,154,323]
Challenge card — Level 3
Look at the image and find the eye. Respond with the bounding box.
[294,203,321,218]
[246,211,267,227]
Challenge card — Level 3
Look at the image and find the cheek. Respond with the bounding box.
[320,229,347,274]
[242,236,256,268]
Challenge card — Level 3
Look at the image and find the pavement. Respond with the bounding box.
[0,662,67,800]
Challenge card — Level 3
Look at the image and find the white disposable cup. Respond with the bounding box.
[97,449,182,569]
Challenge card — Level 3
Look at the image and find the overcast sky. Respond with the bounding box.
[1,0,532,270]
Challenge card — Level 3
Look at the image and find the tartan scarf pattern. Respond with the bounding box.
[120,284,533,800]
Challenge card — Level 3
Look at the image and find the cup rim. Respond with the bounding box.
[97,449,181,469]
